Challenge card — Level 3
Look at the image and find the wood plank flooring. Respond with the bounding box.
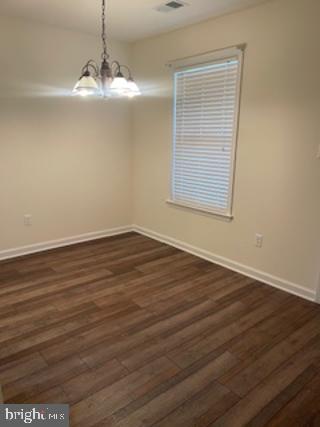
[0,232,320,426]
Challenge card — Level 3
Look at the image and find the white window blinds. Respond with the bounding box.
[171,48,243,216]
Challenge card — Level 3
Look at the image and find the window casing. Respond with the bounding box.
[170,47,243,217]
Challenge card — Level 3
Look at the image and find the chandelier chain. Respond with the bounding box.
[102,0,109,60]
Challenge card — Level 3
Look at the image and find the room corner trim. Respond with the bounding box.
[132,224,316,303]
[0,225,132,261]
[316,272,320,303]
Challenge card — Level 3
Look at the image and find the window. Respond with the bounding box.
[170,47,243,217]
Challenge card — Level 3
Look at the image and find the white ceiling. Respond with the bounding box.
[0,0,269,42]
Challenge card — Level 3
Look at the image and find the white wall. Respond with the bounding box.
[131,0,320,296]
[0,16,133,251]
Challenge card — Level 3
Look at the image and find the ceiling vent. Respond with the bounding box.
[156,1,188,13]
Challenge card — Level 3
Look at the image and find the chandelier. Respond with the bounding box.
[73,0,141,98]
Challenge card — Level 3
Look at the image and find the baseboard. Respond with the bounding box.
[0,225,132,261]
[132,224,316,303]
[1,223,316,303]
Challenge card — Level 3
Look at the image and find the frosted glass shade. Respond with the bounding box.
[73,75,100,96]
[126,79,141,97]
[110,76,128,94]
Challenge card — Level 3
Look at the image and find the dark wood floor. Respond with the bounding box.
[0,232,320,426]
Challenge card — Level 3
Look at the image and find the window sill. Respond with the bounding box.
[166,200,234,221]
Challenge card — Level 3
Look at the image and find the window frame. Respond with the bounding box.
[168,46,244,219]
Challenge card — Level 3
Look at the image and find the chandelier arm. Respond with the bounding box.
[82,60,100,77]
[110,61,121,74]
[118,64,132,79]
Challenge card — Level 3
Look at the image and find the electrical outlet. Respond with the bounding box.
[24,214,32,226]
[255,233,263,248]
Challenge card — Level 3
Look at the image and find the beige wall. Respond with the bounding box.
[132,0,320,293]
[0,16,132,251]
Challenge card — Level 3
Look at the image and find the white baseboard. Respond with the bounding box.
[0,225,132,261]
[132,224,316,303]
[0,223,316,303]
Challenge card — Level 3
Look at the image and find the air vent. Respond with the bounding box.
[166,1,184,8]
[156,1,188,13]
